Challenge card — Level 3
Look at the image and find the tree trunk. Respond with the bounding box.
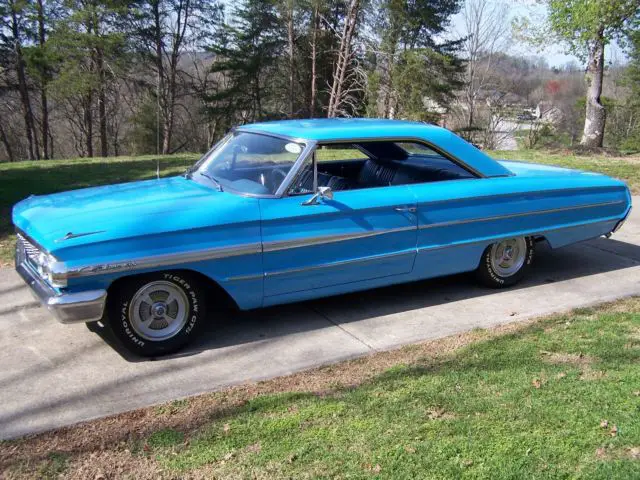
[36,0,49,159]
[327,0,360,118]
[580,31,606,148]
[152,0,166,154]
[9,0,39,160]
[0,123,14,162]
[97,45,108,157]
[309,5,318,118]
[287,1,295,117]
[84,92,93,157]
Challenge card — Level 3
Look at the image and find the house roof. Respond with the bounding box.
[238,118,513,178]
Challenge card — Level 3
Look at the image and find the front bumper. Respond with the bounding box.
[16,261,107,324]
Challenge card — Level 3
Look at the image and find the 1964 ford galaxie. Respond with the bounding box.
[13,119,632,356]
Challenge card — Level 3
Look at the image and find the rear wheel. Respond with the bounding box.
[476,237,535,288]
[107,271,206,357]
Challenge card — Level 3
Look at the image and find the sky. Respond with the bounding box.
[448,0,628,68]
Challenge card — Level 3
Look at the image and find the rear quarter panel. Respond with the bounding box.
[409,173,630,280]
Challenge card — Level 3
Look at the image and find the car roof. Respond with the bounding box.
[237,118,512,178]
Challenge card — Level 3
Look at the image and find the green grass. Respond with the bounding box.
[490,150,640,194]
[144,301,640,479]
[1,149,639,265]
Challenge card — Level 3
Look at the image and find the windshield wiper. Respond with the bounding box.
[198,171,223,191]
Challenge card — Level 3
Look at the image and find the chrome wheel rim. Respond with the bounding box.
[129,281,189,341]
[490,238,527,277]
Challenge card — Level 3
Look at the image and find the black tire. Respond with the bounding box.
[476,236,535,288]
[106,271,207,357]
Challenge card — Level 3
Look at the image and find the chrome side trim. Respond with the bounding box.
[265,249,415,278]
[225,272,264,282]
[418,200,626,230]
[417,217,619,253]
[65,242,263,279]
[417,186,627,209]
[262,225,416,253]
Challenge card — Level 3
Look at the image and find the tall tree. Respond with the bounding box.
[206,0,284,123]
[326,0,362,118]
[1,0,40,160]
[369,0,462,120]
[458,0,508,129]
[137,0,221,154]
[522,0,639,147]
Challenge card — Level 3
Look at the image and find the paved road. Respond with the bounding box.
[2,204,640,439]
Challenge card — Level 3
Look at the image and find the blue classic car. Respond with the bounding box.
[13,119,632,356]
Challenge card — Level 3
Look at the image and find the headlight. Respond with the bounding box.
[36,253,67,288]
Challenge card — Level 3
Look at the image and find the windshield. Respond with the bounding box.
[194,132,305,195]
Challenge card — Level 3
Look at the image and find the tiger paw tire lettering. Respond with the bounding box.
[107,271,206,356]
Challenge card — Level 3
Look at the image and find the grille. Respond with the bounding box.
[16,233,42,268]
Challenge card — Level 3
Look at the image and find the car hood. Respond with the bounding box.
[13,176,260,253]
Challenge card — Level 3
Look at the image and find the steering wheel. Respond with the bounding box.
[269,168,288,193]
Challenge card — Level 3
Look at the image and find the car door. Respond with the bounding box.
[259,184,418,299]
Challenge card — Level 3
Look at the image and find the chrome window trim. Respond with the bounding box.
[312,136,487,179]
[418,200,626,230]
[262,225,416,253]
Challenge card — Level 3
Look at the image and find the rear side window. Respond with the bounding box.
[395,142,440,156]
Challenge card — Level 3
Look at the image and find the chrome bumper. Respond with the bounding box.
[16,261,107,324]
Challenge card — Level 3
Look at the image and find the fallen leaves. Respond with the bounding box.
[532,378,542,389]
[599,420,618,436]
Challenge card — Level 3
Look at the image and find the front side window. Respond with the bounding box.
[195,132,305,195]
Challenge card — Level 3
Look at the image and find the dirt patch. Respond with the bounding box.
[539,351,609,381]
[541,351,596,367]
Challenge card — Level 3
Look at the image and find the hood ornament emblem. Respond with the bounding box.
[57,230,106,242]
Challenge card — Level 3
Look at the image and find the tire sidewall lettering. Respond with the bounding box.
[119,274,201,351]
[484,238,533,286]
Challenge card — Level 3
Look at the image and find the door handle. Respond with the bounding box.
[394,206,417,213]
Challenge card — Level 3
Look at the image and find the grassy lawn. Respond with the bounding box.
[1,149,639,266]
[0,154,199,266]
[2,298,639,478]
[490,150,640,195]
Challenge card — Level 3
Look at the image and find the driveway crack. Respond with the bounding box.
[308,305,376,352]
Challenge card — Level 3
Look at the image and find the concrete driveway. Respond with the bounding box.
[2,205,640,439]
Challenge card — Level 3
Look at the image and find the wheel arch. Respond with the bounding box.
[106,268,240,311]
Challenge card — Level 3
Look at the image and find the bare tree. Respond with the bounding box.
[458,0,510,129]
[326,0,362,118]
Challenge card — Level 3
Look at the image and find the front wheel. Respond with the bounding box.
[106,271,206,357]
[476,237,535,288]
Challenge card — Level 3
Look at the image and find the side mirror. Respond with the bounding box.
[302,186,334,206]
